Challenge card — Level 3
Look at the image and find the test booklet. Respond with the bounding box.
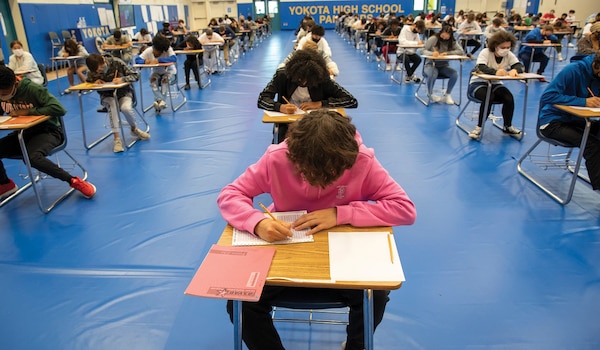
[232,210,314,246]
[185,244,275,301]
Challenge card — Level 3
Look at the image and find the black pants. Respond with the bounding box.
[0,123,72,184]
[540,120,600,190]
[519,51,549,74]
[470,84,515,127]
[461,38,481,55]
[398,53,422,77]
[184,55,201,85]
[226,286,390,350]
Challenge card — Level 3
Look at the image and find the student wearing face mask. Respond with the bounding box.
[296,25,332,59]
[467,31,524,139]
[86,53,149,152]
[538,53,600,189]
[7,41,44,86]
[0,66,96,200]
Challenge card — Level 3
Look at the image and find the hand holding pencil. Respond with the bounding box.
[586,87,600,108]
[280,96,299,115]
[255,202,292,242]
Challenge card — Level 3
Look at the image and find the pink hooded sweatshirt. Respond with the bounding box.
[218,134,416,233]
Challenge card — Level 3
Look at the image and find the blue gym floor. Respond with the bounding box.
[1,30,599,350]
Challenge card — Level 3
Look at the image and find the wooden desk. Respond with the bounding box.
[415,55,470,106]
[50,55,85,95]
[68,82,148,150]
[173,49,211,88]
[262,108,346,143]
[132,62,186,113]
[456,72,544,141]
[217,224,401,350]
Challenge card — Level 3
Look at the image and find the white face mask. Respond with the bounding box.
[13,49,24,57]
[496,48,510,57]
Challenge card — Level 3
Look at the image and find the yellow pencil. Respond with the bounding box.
[258,202,278,221]
[281,96,292,105]
[588,87,596,98]
[387,234,394,264]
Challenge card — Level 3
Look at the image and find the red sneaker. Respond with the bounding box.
[0,179,18,200]
[70,177,96,199]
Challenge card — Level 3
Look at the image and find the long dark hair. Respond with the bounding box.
[435,24,456,50]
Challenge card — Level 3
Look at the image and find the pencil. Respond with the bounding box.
[281,96,292,105]
[258,202,278,221]
[387,234,394,264]
[588,87,596,98]
[113,69,118,81]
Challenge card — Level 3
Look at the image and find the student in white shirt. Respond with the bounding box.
[7,40,44,86]
[199,28,225,74]
[397,20,425,83]
[296,25,332,59]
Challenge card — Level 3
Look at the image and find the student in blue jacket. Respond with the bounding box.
[538,53,600,189]
[518,25,558,80]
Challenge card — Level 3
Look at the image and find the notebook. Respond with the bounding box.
[232,210,314,246]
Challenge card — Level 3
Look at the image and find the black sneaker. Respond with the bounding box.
[97,106,108,113]
[184,84,191,90]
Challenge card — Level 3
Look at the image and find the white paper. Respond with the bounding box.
[571,106,600,112]
[232,210,313,246]
[0,116,11,124]
[329,231,405,282]
[106,10,116,29]
[264,109,304,117]
[98,8,108,26]
[141,6,149,23]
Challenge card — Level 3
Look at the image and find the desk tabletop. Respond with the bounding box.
[68,82,130,92]
[174,49,204,54]
[0,115,50,130]
[102,44,132,50]
[133,62,175,68]
[473,72,544,80]
[554,105,600,118]
[521,42,561,47]
[262,108,346,124]
[51,55,84,61]
[423,54,470,60]
[217,224,400,289]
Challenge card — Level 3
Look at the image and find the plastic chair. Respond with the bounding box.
[61,30,72,42]
[48,32,63,57]
[0,116,88,213]
[271,288,349,326]
[517,123,590,205]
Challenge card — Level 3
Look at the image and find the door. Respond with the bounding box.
[253,0,279,31]
[0,0,17,63]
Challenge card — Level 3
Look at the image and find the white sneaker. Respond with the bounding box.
[153,101,160,111]
[226,61,232,67]
[131,128,150,140]
[385,64,391,71]
[567,43,574,47]
[557,53,563,62]
[503,125,522,136]
[429,94,442,103]
[341,340,346,349]
[443,94,455,105]
[158,100,168,110]
[113,137,124,153]
[469,126,482,139]
[375,56,381,62]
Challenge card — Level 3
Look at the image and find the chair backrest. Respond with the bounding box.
[38,63,48,87]
[49,32,62,46]
[61,30,72,42]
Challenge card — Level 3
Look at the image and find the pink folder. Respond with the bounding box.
[185,244,275,302]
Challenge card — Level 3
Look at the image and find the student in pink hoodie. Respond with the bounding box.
[217,109,416,350]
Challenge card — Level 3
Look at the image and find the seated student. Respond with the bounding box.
[279,40,339,77]
[538,54,600,190]
[58,39,88,94]
[577,22,600,55]
[175,35,203,90]
[421,24,464,104]
[133,28,152,42]
[296,24,333,59]
[217,24,236,66]
[198,28,225,74]
[158,22,174,45]
[7,40,44,86]
[457,13,482,59]
[518,24,558,81]
[484,18,506,41]
[379,19,402,70]
[134,35,177,113]
[397,20,425,83]
[582,14,600,36]
[217,109,417,350]
[296,19,315,44]
[257,49,357,143]
[541,9,556,24]
[86,53,149,152]
[0,66,96,199]
[467,31,525,139]
[552,19,571,61]
[174,19,188,35]
[104,28,133,64]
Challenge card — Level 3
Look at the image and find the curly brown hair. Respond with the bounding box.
[286,110,358,188]
[284,49,329,87]
[487,31,517,52]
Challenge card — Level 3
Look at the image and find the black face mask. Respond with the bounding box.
[412,29,419,34]
[312,37,320,43]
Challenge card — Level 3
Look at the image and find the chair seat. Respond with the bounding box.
[272,287,347,309]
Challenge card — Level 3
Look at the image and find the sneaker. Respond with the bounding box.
[567,43,574,47]
[385,64,391,71]
[184,84,191,90]
[467,53,475,60]
[97,106,108,113]
[70,177,96,199]
[158,100,168,110]
[131,128,150,140]
[113,138,124,153]
[469,126,482,139]
[226,61,232,67]
[404,75,412,83]
[503,125,522,136]
[153,101,160,111]
[443,94,455,105]
[375,56,382,62]
[411,76,421,83]
[0,179,18,200]
[429,94,442,103]
[557,53,563,61]
[395,65,401,71]
[63,88,72,95]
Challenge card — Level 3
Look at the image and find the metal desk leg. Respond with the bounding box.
[79,91,111,150]
[197,54,211,88]
[476,80,493,141]
[391,53,405,84]
[233,300,243,350]
[364,289,374,350]
[168,72,187,112]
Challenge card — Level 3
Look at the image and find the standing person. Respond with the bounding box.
[217,109,417,350]
[134,35,177,113]
[58,39,88,94]
[0,66,96,199]
[457,12,482,59]
[198,28,225,74]
[7,40,44,86]
[538,53,600,189]
[104,28,133,64]
[257,49,358,143]
[421,24,465,104]
[86,53,149,152]
[518,25,558,81]
[467,31,525,139]
[175,35,203,90]
[397,20,425,83]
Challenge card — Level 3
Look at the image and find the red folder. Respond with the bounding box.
[185,244,275,302]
